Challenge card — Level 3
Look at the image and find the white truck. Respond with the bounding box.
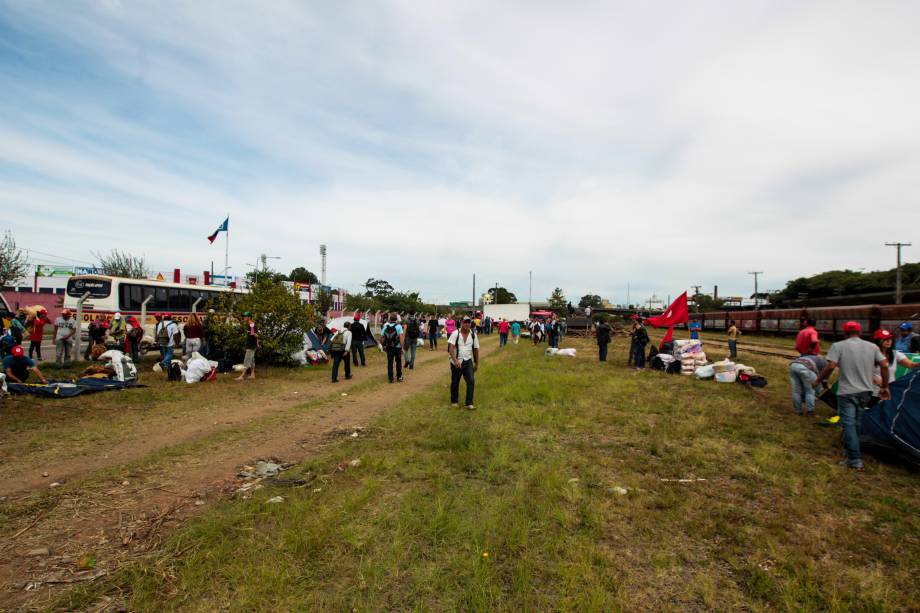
[483,303,531,322]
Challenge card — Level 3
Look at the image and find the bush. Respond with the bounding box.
[210,278,316,365]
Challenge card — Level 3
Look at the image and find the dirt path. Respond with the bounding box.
[0,343,459,496]
[0,337,507,611]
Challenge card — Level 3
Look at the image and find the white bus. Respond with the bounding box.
[63,275,243,335]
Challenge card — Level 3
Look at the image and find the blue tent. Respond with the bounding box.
[860,369,920,464]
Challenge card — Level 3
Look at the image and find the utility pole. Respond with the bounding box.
[528,271,532,306]
[885,242,911,304]
[691,285,702,296]
[494,282,499,305]
[319,244,327,286]
[748,272,763,308]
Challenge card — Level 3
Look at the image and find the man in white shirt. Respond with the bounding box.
[330,322,353,383]
[448,316,480,409]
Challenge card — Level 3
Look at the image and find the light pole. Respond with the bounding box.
[885,242,911,304]
[748,272,763,308]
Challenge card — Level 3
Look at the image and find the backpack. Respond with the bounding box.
[167,361,183,382]
[382,324,400,350]
[330,330,346,352]
[407,318,420,340]
[156,322,171,346]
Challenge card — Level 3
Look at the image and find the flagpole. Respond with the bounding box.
[224,213,229,287]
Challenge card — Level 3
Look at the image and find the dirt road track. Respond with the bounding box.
[0,338,506,610]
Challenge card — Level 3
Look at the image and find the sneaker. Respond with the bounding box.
[332,379,338,383]
[465,404,475,410]
[838,459,865,470]
[345,375,353,380]
[450,402,459,408]
[397,377,404,383]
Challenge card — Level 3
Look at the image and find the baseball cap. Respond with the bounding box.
[843,321,862,332]
[114,312,122,320]
[354,313,361,321]
[462,316,472,322]
[873,329,893,340]
[11,345,24,357]
[62,308,72,315]
[900,322,913,331]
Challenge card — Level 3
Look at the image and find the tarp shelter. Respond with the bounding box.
[325,316,377,348]
[860,369,920,465]
[7,378,139,398]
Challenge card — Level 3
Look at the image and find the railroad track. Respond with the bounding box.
[701,339,797,360]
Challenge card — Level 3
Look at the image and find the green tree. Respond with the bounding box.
[211,276,316,365]
[316,286,334,315]
[345,293,378,313]
[364,278,394,297]
[93,249,149,279]
[0,231,29,288]
[578,294,603,308]
[548,287,567,316]
[288,267,319,285]
[487,287,517,304]
[690,294,726,311]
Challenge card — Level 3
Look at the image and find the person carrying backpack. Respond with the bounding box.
[329,322,353,383]
[156,313,181,373]
[404,312,421,370]
[379,313,404,383]
[448,316,480,409]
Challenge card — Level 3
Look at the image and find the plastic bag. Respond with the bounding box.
[694,365,715,379]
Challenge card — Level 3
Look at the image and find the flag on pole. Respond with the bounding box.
[207,217,229,244]
[645,291,689,328]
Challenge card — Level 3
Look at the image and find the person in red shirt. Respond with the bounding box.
[795,318,820,356]
[28,308,52,361]
[497,318,511,347]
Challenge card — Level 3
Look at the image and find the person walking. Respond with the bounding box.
[329,323,353,383]
[795,318,821,356]
[427,315,439,350]
[380,313,404,383]
[596,318,612,362]
[28,307,52,361]
[183,313,204,356]
[404,312,421,369]
[237,312,258,380]
[813,321,889,470]
[54,309,77,368]
[727,320,740,359]
[511,320,521,344]
[632,318,649,369]
[497,318,510,347]
[156,313,181,372]
[109,312,127,351]
[448,316,480,409]
[350,314,368,367]
[788,353,827,415]
[445,315,457,338]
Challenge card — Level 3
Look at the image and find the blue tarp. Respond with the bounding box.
[860,369,920,464]
[7,378,139,398]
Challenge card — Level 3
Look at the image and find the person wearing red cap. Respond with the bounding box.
[126,315,143,361]
[873,329,919,398]
[349,313,367,367]
[53,309,77,368]
[4,344,48,384]
[813,321,889,470]
[28,307,52,361]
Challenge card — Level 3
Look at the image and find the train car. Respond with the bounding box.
[877,304,920,333]
[703,311,728,331]
[804,305,876,337]
[733,310,760,333]
[759,308,806,333]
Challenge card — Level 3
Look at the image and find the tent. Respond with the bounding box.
[7,378,139,398]
[860,369,920,465]
[325,316,377,348]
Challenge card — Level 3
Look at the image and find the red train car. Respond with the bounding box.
[759,308,806,333]
[702,311,728,331]
[732,310,760,333]
[877,304,920,333]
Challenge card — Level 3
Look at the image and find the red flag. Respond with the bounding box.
[646,292,689,328]
[659,325,675,350]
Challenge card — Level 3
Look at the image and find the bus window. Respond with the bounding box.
[120,284,146,310]
[170,289,191,310]
[154,287,168,310]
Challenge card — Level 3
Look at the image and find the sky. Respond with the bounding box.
[0,0,917,306]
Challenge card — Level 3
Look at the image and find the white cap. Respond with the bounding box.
[114,312,122,320]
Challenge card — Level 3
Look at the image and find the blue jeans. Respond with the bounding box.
[598,342,609,362]
[549,333,559,348]
[160,345,174,370]
[728,340,737,358]
[404,341,417,367]
[788,362,817,413]
[837,392,872,464]
[499,333,508,346]
[633,343,647,368]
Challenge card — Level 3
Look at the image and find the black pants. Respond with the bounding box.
[386,347,403,381]
[29,340,42,359]
[331,350,351,381]
[351,342,366,366]
[598,342,608,362]
[128,337,140,362]
[450,359,475,406]
[429,334,438,349]
[633,343,647,368]
[627,340,636,365]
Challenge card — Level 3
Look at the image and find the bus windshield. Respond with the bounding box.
[66,277,112,299]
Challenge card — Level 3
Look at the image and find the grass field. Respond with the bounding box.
[47,337,920,612]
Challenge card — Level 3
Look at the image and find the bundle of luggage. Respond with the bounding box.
[673,340,708,375]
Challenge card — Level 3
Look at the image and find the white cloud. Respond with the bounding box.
[0,0,917,304]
